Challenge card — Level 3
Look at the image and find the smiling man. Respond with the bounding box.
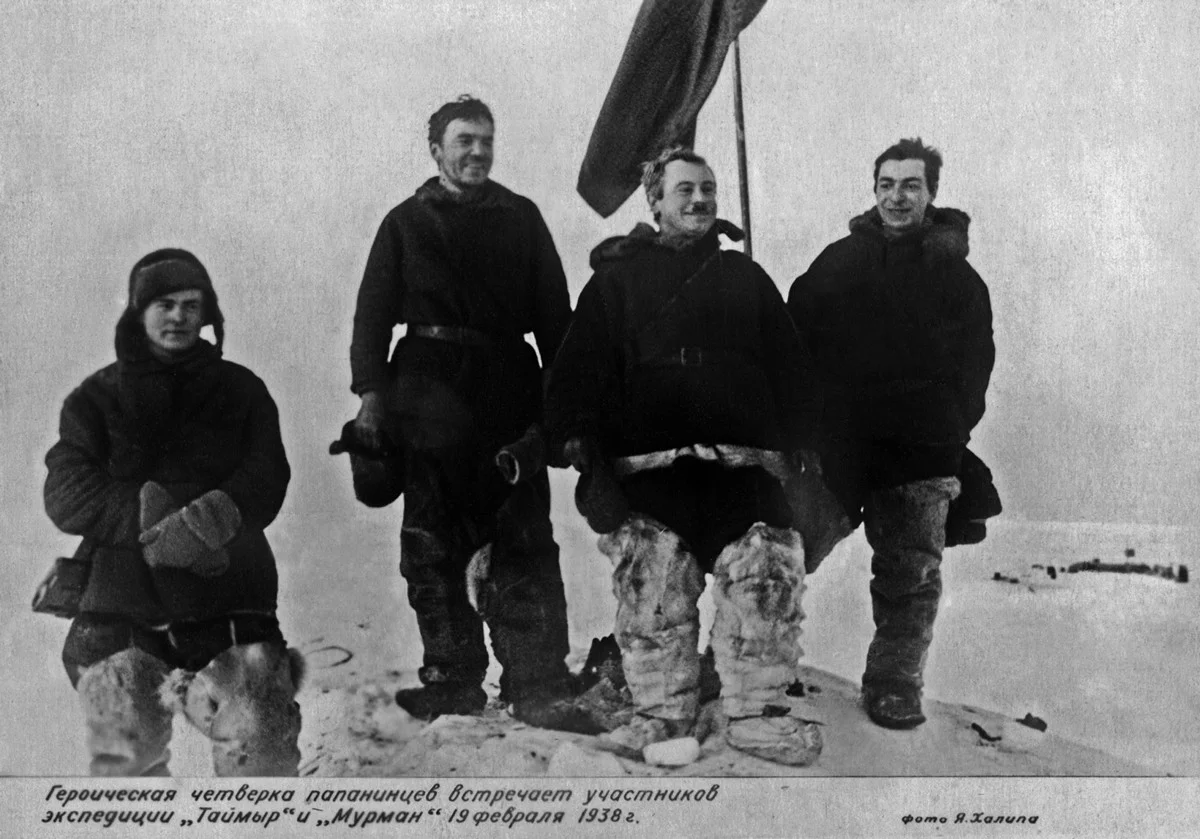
[348,95,581,729]
[545,146,826,766]
[787,138,995,730]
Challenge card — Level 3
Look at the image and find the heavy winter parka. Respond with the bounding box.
[44,341,290,624]
[545,221,822,459]
[787,207,994,449]
[350,178,572,458]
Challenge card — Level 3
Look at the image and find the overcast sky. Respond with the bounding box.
[3,0,1198,528]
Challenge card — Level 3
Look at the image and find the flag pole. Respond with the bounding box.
[732,35,752,259]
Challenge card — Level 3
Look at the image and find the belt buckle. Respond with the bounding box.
[679,347,702,366]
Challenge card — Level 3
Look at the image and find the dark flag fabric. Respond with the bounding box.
[577,0,768,217]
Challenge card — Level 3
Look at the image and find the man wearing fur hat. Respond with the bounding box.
[44,249,301,776]
[349,95,582,728]
[544,147,826,765]
[787,138,995,729]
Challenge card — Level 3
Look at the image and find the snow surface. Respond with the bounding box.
[2,472,1196,777]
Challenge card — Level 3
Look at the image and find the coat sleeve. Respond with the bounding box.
[528,205,572,366]
[350,212,404,395]
[757,268,823,452]
[44,385,141,547]
[957,265,995,432]
[543,277,620,452]
[216,375,291,532]
[785,260,822,360]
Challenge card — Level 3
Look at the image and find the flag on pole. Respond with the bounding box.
[577,0,768,218]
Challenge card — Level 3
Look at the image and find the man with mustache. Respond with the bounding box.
[787,138,995,730]
[349,95,581,729]
[545,147,826,765]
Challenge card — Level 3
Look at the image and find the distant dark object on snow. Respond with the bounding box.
[1066,558,1181,580]
[1125,547,1136,559]
[1017,713,1048,732]
[1179,565,1189,583]
[1047,566,1057,580]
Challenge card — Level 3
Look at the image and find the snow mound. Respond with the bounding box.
[297,664,1154,778]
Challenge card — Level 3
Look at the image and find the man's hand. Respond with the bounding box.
[355,391,387,452]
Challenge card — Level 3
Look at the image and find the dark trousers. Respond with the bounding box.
[399,442,571,701]
[62,612,286,688]
[861,478,960,691]
[817,437,963,692]
[619,460,793,572]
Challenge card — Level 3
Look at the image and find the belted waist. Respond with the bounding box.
[409,324,520,348]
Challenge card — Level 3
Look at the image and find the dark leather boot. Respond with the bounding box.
[509,674,607,735]
[862,682,926,729]
[395,672,487,721]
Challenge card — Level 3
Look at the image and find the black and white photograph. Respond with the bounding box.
[2,0,1198,835]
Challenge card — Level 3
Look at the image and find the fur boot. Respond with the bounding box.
[77,647,173,776]
[160,642,305,777]
[711,522,822,766]
[597,515,704,751]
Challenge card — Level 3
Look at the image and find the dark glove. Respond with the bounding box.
[945,448,1002,547]
[565,437,628,535]
[783,452,853,574]
[139,490,240,578]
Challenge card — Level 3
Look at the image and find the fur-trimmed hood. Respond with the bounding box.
[848,206,971,266]
[589,218,744,270]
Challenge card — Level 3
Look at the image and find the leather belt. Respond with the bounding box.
[409,324,511,347]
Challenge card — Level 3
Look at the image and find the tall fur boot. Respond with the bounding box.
[161,642,305,777]
[711,522,822,766]
[597,515,704,755]
[76,647,174,776]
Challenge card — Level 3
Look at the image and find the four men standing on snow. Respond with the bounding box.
[43,85,993,773]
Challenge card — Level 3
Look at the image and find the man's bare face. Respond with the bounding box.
[142,288,204,358]
[875,158,932,232]
[431,118,494,193]
[653,160,717,242]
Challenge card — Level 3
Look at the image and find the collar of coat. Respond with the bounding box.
[414,177,521,210]
[588,218,744,270]
[848,205,971,265]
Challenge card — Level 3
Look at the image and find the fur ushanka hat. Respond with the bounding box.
[116,248,225,356]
